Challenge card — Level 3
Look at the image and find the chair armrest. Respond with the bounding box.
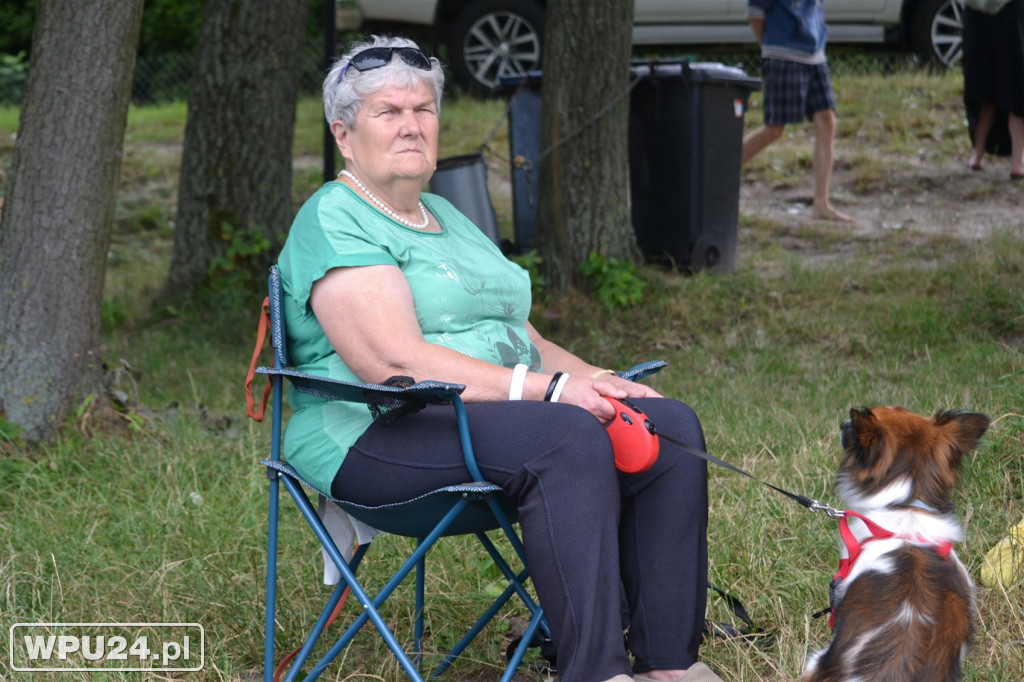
[255,367,465,405]
[618,360,668,383]
[259,360,663,404]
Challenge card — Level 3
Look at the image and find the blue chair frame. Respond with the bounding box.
[254,265,667,681]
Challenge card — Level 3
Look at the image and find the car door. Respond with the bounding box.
[826,0,891,20]
[634,0,742,24]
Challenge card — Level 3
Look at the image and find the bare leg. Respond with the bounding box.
[1008,112,1024,177]
[742,124,785,165]
[810,109,852,222]
[968,102,997,170]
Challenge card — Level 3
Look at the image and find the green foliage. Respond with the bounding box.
[136,0,325,58]
[208,222,273,290]
[137,0,204,57]
[0,412,23,443]
[508,249,547,304]
[118,202,172,234]
[578,251,647,310]
[0,51,28,105]
[101,296,131,331]
[0,0,34,55]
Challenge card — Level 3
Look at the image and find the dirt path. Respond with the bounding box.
[737,158,1024,266]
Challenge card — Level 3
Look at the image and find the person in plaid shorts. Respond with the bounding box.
[742,0,853,222]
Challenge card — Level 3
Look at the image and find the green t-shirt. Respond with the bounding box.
[276,181,541,493]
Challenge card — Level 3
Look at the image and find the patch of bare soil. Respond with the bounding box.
[738,157,1024,266]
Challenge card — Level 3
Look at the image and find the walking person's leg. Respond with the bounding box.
[810,108,851,222]
[742,57,789,165]
[742,124,785,165]
[806,61,852,223]
[968,102,997,171]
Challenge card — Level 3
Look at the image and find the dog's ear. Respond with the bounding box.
[847,407,885,467]
[935,410,990,458]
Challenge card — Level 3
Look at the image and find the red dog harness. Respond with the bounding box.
[826,510,954,629]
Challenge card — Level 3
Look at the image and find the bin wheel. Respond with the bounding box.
[447,0,545,93]
[704,246,721,269]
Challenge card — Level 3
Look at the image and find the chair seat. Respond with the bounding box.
[261,459,519,538]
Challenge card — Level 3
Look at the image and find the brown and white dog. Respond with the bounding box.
[801,406,990,682]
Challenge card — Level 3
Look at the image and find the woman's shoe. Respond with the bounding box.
[634,663,724,682]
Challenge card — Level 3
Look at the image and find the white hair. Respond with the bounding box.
[323,35,445,129]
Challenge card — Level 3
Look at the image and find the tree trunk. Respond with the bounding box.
[0,0,144,441]
[535,0,638,292]
[166,0,309,297]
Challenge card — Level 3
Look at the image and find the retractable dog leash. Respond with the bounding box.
[604,398,844,518]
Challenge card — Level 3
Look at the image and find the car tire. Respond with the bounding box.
[447,0,545,93]
[910,0,964,67]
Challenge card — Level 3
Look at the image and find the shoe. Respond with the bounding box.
[968,162,984,171]
[1011,172,1024,181]
[634,663,725,682]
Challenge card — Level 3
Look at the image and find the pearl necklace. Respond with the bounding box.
[339,169,430,230]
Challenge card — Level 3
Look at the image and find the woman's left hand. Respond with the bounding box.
[557,374,662,423]
[592,373,662,400]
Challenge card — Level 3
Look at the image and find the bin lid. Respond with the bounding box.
[629,59,761,90]
[498,71,543,93]
[499,61,761,92]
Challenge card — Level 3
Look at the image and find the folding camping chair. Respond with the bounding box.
[246,265,667,681]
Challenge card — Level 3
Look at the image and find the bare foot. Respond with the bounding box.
[967,153,985,171]
[812,200,854,223]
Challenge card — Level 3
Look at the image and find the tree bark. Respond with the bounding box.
[0,0,144,441]
[535,0,638,292]
[166,0,309,296]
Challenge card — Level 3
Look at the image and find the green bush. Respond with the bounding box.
[0,52,27,106]
[578,251,647,310]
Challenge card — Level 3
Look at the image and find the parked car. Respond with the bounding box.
[348,0,965,91]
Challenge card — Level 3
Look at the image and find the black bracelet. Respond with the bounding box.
[543,372,565,401]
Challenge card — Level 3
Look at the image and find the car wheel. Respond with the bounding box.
[447,0,545,93]
[910,0,964,67]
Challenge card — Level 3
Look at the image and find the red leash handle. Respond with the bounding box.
[604,398,660,473]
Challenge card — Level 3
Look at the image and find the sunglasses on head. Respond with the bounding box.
[338,47,433,82]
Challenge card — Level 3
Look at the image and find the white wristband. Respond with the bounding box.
[509,363,529,400]
[550,373,571,403]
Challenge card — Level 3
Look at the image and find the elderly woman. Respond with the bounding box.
[276,35,721,682]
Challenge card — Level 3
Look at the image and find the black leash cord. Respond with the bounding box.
[650,425,844,519]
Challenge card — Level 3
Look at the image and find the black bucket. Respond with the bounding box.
[430,153,500,246]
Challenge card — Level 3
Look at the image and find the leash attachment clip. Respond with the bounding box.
[808,500,844,518]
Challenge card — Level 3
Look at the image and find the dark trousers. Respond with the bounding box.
[332,398,709,682]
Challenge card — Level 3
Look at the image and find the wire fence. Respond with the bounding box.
[0,39,329,107]
[129,38,329,106]
[0,42,941,109]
